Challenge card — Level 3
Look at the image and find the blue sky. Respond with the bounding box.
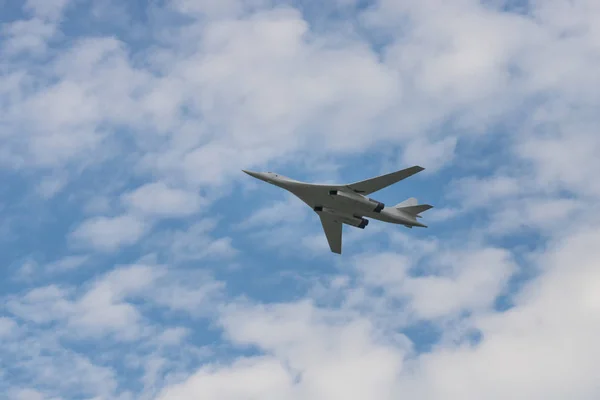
[2,0,600,399]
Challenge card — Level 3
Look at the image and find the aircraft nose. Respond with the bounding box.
[242,170,266,180]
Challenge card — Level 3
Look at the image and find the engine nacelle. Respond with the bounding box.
[328,190,385,213]
[355,217,369,229]
[372,201,385,213]
[313,206,369,229]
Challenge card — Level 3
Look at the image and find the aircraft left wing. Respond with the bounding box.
[318,214,342,254]
[345,166,424,195]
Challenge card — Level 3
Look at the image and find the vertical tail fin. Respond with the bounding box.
[394,197,418,208]
[394,198,433,218]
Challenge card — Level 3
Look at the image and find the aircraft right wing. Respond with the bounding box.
[318,214,342,254]
[345,166,424,195]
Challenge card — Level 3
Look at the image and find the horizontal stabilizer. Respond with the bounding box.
[346,166,424,195]
[398,204,433,216]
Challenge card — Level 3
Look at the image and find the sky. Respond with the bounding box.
[1,0,600,399]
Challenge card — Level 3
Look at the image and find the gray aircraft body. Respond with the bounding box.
[243,166,433,254]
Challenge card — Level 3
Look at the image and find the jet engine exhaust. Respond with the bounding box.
[314,206,369,229]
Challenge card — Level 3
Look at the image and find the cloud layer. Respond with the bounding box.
[2,0,600,399]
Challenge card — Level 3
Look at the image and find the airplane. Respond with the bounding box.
[242,166,433,254]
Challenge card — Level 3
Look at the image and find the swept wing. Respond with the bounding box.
[345,166,424,195]
[318,214,342,254]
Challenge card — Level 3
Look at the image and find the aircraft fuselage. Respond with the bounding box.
[264,177,425,228]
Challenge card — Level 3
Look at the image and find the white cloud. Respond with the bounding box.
[1,0,69,58]
[349,246,515,320]
[402,227,600,400]
[158,300,409,400]
[517,122,600,197]
[153,225,600,400]
[1,18,57,55]
[35,173,68,198]
[0,0,596,186]
[1,263,224,398]
[122,181,203,218]
[425,207,461,222]
[45,255,89,272]
[1,35,149,170]
[6,285,73,324]
[25,0,71,20]
[70,214,148,252]
[237,195,309,229]
[156,356,295,400]
[134,7,416,186]
[0,317,17,338]
[169,0,254,18]
[403,248,515,319]
[485,196,586,235]
[401,136,457,172]
[9,388,46,400]
[151,272,225,317]
[4,341,119,399]
[149,219,238,261]
[69,264,163,339]
[5,263,224,343]
[449,175,523,208]
[155,327,190,347]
